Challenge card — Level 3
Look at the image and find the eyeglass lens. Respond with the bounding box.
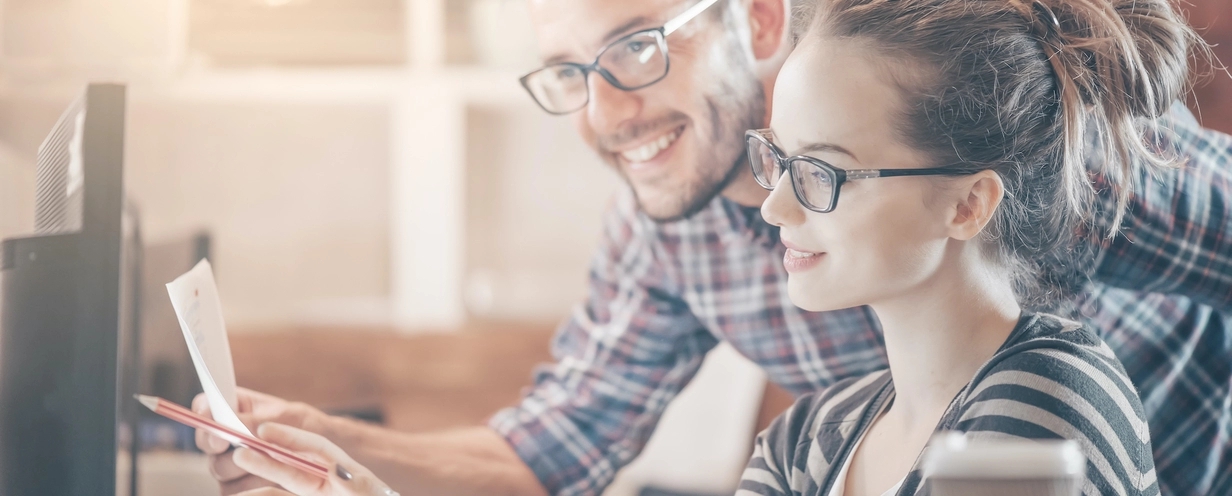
[598,32,668,86]
[523,30,668,114]
[525,65,588,114]
[747,135,781,188]
[746,136,836,211]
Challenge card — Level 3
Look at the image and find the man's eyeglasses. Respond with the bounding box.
[520,0,723,115]
[745,129,982,213]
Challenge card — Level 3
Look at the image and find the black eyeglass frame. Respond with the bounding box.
[745,129,983,213]
[519,0,722,115]
[519,28,672,115]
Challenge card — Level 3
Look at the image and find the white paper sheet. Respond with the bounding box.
[166,259,252,436]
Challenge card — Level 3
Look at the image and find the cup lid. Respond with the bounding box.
[922,432,1086,479]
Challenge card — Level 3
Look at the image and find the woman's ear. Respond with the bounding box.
[947,170,1004,241]
[747,0,788,61]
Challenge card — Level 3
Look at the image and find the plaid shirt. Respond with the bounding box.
[489,103,1232,496]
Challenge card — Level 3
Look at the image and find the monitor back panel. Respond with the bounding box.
[0,83,129,496]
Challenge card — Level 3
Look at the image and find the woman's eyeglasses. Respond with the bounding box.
[520,0,722,115]
[745,129,982,213]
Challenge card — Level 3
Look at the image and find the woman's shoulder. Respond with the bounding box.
[1005,312,1103,348]
[739,370,891,495]
[948,312,1159,495]
[769,369,892,446]
[977,314,1137,403]
[958,313,1149,441]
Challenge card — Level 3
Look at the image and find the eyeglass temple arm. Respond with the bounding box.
[856,166,981,179]
[664,0,723,35]
[845,170,884,180]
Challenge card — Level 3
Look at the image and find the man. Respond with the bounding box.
[199,0,1232,494]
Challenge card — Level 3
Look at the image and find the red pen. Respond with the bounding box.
[136,394,330,479]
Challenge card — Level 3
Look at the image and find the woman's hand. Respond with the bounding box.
[231,423,398,496]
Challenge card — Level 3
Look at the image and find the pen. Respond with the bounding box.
[135,394,330,480]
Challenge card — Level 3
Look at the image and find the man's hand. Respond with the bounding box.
[232,423,396,496]
[195,388,547,495]
[194,388,333,495]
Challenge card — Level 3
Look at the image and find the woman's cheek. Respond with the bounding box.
[865,211,947,292]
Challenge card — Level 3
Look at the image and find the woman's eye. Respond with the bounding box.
[625,41,646,53]
[557,67,579,78]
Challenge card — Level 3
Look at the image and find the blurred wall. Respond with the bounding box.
[1187,0,1232,134]
[124,100,392,326]
[0,93,394,327]
[464,104,619,320]
[0,0,616,330]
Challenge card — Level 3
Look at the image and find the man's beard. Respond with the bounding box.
[631,137,747,222]
[610,44,767,222]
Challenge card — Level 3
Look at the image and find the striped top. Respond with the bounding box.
[738,314,1158,496]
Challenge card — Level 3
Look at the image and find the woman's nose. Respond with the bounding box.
[761,173,807,228]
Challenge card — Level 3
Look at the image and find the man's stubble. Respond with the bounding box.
[620,32,767,222]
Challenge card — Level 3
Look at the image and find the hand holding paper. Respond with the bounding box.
[192,386,344,491]
[138,394,329,479]
[165,260,393,493]
[166,259,251,436]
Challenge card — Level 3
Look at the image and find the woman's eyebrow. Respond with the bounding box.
[793,141,861,162]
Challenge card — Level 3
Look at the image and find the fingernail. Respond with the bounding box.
[335,464,353,481]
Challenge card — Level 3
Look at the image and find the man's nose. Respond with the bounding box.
[585,72,642,135]
[761,173,807,228]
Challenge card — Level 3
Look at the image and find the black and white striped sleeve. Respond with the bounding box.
[737,392,816,496]
[954,344,1160,496]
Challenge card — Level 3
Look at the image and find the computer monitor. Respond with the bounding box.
[0,83,140,496]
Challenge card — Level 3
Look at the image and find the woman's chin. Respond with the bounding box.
[787,281,863,313]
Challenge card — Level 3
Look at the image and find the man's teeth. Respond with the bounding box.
[620,129,681,163]
[786,249,821,259]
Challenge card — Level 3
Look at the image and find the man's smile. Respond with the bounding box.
[616,125,685,163]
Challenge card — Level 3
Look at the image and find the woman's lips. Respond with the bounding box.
[781,237,825,273]
[783,248,825,273]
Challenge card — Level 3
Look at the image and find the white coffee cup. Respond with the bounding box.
[922,432,1086,496]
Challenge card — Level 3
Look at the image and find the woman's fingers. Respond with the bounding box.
[233,447,327,496]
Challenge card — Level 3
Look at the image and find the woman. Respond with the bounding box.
[736,0,1197,494]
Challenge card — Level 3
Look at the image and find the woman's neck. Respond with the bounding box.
[869,246,1022,425]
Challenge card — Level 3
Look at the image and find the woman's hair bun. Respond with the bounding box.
[1037,0,1194,120]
